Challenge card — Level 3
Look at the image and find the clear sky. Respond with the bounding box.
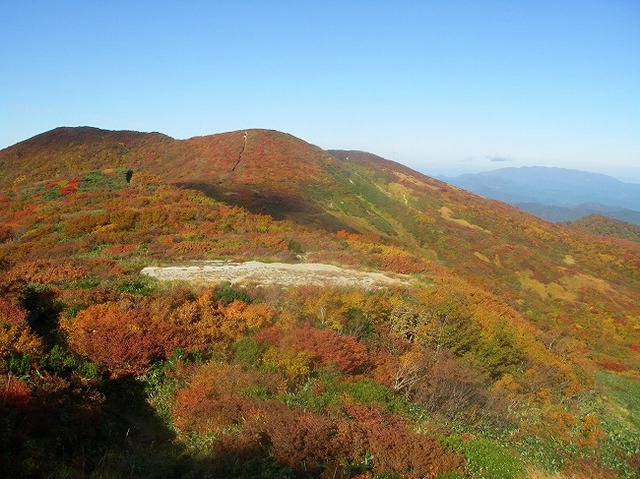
[1,1,639,181]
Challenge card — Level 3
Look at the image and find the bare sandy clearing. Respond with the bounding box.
[141,261,408,289]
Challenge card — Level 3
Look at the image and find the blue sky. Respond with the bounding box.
[1,1,639,181]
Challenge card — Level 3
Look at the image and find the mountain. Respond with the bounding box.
[443,166,640,224]
[517,202,640,224]
[567,214,640,243]
[2,127,638,359]
[1,127,639,478]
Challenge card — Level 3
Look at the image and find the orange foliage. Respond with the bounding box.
[0,374,32,414]
[64,302,175,378]
[62,212,109,237]
[258,325,372,375]
[168,292,276,352]
[0,298,42,366]
[173,361,284,434]
[577,414,606,449]
[9,260,86,283]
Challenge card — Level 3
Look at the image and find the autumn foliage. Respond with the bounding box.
[0,126,637,478]
[64,302,173,378]
[0,374,32,414]
[258,325,371,376]
[174,361,465,478]
[0,298,42,369]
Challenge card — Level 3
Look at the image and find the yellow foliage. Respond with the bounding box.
[517,270,577,302]
[274,310,298,331]
[262,346,311,386]
[0,326,42,364]
[524,225,553,241]
[596,252,624,268]
[173,300,203,327]
[13,175,26,186]
[240,302,276,330]
[439,206,491,233]
[577,414,605,449]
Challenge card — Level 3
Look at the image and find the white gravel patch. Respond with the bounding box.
[141,260,407,289]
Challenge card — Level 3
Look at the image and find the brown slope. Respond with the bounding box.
[0,127,347,227]
[0,127,331,187]
[174,129,341,224]
[0,126,173,188]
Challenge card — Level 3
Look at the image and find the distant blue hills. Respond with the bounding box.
[442,166,640,224]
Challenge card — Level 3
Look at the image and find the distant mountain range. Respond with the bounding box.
[442,166,640,224]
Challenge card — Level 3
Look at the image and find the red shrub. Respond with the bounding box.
[173,361,284,434]
[0,374,32,414]
[597,360,629,372]
[257,408,342,473]
[259,326,372,375]
[339,404,465,478]
[565,458,618,479]
[64,302,175,378]
[60,178,80,195]
[0,298,42,363]
[209,400,464,477]
[0,297,27,328]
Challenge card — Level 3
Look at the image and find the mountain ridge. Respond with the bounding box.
[567,214,640,243]
[2,127,639,377]
[3,127,637,318]
[1,126,639,478]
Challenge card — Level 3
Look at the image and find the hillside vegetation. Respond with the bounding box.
[566,214,640,243]
[1,128,639,478]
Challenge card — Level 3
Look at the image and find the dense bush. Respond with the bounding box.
[63,302,176,378]
[173,361,284,434]
[0,298,42,371]
[258,325,372,375]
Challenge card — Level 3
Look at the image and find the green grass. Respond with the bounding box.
[597,372,640,429]
[277,369,414,417]
[594,372,640,478]
[444,434,525,479]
